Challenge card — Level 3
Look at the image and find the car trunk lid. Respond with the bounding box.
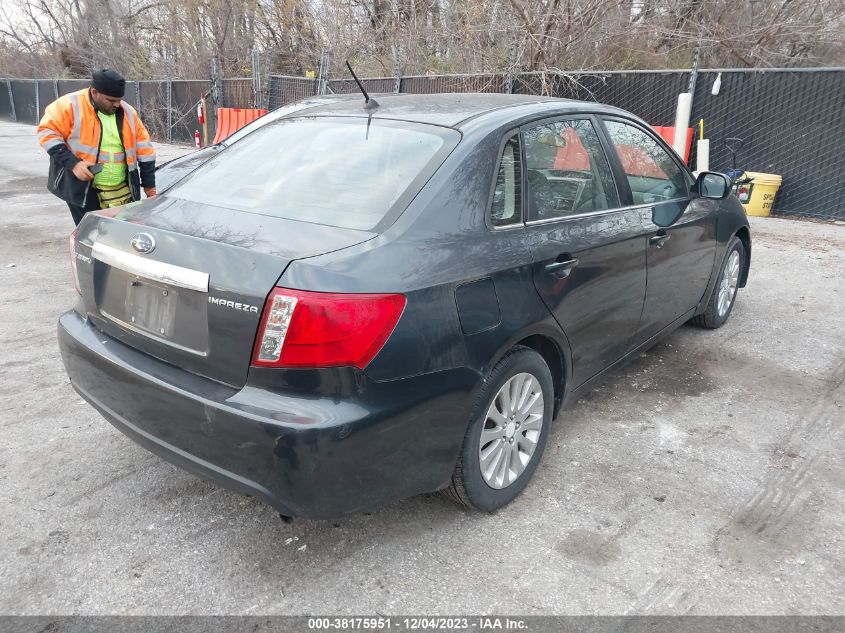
[74,196,375,387]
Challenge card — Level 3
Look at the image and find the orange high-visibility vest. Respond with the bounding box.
[37,88,155,171]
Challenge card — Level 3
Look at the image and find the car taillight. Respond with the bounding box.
[252,288,406,369]
[69,228,81,294]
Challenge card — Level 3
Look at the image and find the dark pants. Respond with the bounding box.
[67,203,89,226]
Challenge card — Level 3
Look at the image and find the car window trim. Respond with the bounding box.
[525,200,663,226]
[518,114,625,223]
[487,127,525,231]
[597,115,694,202]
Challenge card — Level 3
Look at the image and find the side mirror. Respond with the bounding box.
[696,172,731,200]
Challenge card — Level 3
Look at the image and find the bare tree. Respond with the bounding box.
[1,0,843,79]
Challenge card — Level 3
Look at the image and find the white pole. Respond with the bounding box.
[672,92,692,159]
[696,139,710,173]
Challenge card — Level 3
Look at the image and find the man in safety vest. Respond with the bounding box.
[37,69,157,225]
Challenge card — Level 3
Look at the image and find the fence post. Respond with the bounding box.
[504,39,518,94]
[211,55,221,106]
[391,46,402,94]
[262,49,272,108]
[687,46,701,96]
[317,49,332,95]
[316,50,324,95]
[53,79,59,100]
[682,46,701,164]
[6,79,16,121]
[324,50,332,95]
[34,73,40,121]
[252,48,262,108]
[165,49,173,143]
[166,79,173,143]
[315,52,322,95]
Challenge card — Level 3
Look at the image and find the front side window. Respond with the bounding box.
[522,118,618,221]
[169,117,458,231]
[603,120,688,205]
[490,135,522,227]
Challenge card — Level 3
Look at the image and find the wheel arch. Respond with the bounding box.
[515,334,566,418]
[734,226,751,288]
[481,324,571,420]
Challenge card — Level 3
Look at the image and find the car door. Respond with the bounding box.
[600,118,718,346]
[523,116,650,388]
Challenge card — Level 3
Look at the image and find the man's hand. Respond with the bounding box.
[72,161,95,181]
[144,187,157,199]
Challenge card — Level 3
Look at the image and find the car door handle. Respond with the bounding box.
[649,232,670,248]
[545,257,579,276]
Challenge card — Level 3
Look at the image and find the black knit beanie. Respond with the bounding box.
[91,69,126,98]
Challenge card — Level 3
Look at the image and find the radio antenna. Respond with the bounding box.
[346,61,379,111]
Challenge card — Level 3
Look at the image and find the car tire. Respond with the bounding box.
[689,236,745,329]
[445,347,553,512]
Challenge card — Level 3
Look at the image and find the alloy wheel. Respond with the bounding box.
[717,250,741,318]
[478,372,545,489]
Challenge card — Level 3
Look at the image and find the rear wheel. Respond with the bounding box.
[690,236,745,329]
[445,348,553,512]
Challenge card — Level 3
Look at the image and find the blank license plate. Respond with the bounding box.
[126,279,177,338]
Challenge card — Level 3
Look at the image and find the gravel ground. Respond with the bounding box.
[0,119,843,616]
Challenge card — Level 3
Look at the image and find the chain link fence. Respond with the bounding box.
[266,75,318,109]
[509,69,845,220]
[267,67,845,220]
[0,77,257,146]
[2,68,843,219]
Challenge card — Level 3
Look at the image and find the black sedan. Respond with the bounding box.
[59,94,750,520]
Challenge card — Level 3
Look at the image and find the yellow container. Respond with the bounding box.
[741,171,782,217]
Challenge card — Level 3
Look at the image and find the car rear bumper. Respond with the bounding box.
[58,310,479,519]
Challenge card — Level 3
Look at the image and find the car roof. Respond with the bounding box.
[295,93,633,128]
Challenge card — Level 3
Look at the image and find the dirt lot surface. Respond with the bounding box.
[0,119,843,615]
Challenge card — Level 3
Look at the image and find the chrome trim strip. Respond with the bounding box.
[92,242,209,292]
[491,222,526,232]
[524,199,688,227]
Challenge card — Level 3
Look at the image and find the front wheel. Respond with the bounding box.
[690,236,745,329]
[445,348,553,512]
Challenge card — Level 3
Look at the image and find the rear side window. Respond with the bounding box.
[603,120,688,204]
[490,135,522,227]
[169,117,459,231]
[523,119,618,220]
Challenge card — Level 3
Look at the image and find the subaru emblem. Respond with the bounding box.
[130,233,156,254]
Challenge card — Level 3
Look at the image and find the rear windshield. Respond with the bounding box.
[169,117,459,231]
